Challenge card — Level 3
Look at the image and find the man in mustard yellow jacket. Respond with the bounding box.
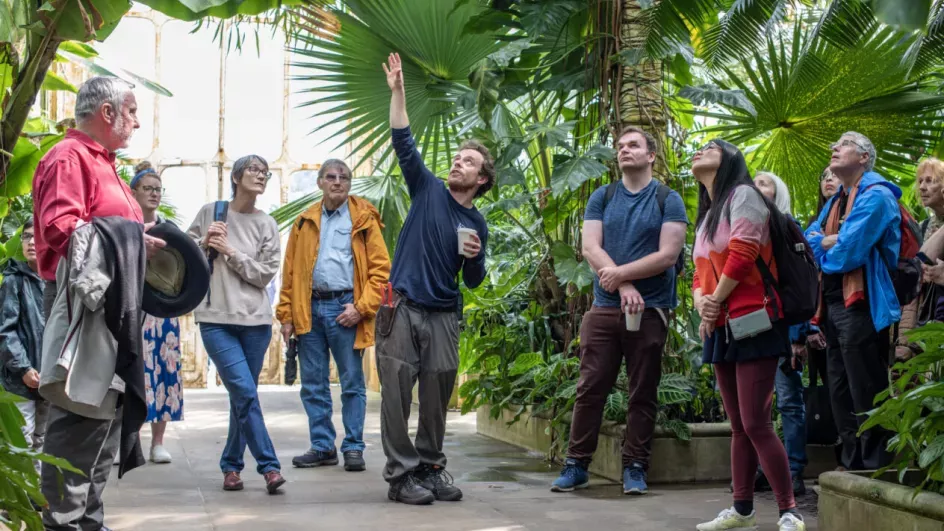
[277,159,390,473]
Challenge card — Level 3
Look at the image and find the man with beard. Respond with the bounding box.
[551,127,688,496]
[377,53,492,505]
[32,76,164,530]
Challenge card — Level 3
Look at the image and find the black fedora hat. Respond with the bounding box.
[143,221,210,318]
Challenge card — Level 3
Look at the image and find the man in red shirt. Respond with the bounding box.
[32,76,165,531]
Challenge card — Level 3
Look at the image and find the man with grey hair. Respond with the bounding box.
[32,75,164,529]
[277,159,390,473]
[805,131,900,471]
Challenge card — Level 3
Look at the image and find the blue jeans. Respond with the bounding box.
[200,323,281,475]
[297,292,366,453]
[775,364,808,475]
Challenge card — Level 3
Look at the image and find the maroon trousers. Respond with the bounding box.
[716,357,796,511]
[566,306,666,468]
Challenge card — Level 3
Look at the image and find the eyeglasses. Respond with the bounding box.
[21,232,33,243]
[322,173,351,183]
[695,142,721,155]
[141,185,164,195]
[245,166,273,181]
[830,139,866,151]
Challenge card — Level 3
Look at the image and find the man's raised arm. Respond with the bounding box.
[384,52,435,196]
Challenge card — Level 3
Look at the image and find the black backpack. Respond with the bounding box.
[755,210,820,326]
[602,181,686,276]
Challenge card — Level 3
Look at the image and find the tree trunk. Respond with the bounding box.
[0,32,63,182]
[617,0,668,181]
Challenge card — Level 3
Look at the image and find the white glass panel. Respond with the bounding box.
[158,22,221,160]
[95,16,156,159]
[288,170,319,202]
[224,30,284,162]
[288,62,349,166]
[161,166,213,230]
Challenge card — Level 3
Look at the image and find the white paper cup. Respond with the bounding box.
[625,309,642,332]
[458,227,478,258]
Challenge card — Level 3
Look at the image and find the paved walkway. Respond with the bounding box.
[103,387,819,530]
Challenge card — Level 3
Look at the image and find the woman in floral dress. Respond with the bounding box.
[132,161,184,463]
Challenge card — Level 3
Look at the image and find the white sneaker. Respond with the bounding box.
[696,507,757,531]
[150,445,172,464]
[777,513,805,531]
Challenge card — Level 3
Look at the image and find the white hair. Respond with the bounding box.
[756,171,792,215]
[841,131,877,172]
[74,76,135,124]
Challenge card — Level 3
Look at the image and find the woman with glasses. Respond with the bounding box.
[130,161,183,465]
[691,140,806,531]
[187,155,285,494]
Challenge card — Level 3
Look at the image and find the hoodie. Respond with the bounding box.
[805,171,902,332]
[0,260,45,399]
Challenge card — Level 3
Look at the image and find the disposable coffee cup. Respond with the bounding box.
[458,227,478,258]
[625,308,642,332]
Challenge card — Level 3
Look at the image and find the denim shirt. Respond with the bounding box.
[313,201,355,291]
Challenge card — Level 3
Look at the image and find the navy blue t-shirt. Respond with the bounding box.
[388,127,488,309]
[584,180,688,308]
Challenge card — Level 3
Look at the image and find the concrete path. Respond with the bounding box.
[102,387,819,530]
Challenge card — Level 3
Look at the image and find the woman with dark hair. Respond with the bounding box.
[691,140,806,531]
[812,168,839,224]
[187,154,285,494]
[130,161,183,464]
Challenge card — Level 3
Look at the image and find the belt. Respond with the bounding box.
[311,289,353,300]
[401,297,456,313]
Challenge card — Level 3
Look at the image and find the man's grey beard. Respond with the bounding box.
[112,114,132,148]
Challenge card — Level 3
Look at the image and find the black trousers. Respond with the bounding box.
[822,299,893,470]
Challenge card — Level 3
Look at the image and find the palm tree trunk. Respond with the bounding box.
[616,0,668,180]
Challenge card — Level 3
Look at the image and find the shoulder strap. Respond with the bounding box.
[602,181,619,211]
[656,183,671,216]
[214,200,229,223]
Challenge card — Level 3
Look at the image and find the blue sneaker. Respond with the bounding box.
[550,459,590,492]
[623,462,648,495]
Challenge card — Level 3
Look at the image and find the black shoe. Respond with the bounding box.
[417,465,463,501]
[793,474,807,496]
[388,474,435,505]
[344,450,366,472]
[292,448,339,468]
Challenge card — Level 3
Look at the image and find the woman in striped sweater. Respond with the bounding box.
[691,140,806,531]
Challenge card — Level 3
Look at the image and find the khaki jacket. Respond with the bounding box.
[276,195,390,348]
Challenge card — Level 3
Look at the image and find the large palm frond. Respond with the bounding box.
[682,22,944,216]
[290,0,501,171]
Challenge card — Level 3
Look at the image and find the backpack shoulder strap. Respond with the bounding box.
[656,182,671,216]
[214,200,229,223]
[602,181,619,211]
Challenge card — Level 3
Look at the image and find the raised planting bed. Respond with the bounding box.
[476,405,837,484]
[818,470,944,531]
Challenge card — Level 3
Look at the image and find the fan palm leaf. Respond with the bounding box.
[682,22,944,217]
[280,0,502,229]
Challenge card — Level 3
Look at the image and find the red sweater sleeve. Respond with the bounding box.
[35,158,91,259]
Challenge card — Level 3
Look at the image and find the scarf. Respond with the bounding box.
[824,181,867,307]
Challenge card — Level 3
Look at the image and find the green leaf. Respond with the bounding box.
[41,71,78,93]
[2,134,64,198]
[59,41,99,58]
[53,0,132,42]
[526,120,575,150]
[38,2,55,12]
[679,84,756,115]
[871,0,933,32]
[551,241,594,290]
[549,144,614,196]
[919,434,944,469]
[137,0,311,21]
[469,60,502,128]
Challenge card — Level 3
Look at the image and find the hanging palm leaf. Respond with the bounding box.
[681,21,944,218]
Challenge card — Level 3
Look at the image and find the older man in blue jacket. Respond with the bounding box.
[806,131,899,471]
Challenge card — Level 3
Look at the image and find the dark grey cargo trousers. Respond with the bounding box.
[376,302,459,483]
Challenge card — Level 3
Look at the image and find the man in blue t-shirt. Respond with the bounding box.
[377,53,492,506]
[550,127,689,496]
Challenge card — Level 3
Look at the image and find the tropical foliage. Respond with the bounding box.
[863,322,944,495]
[272,0,944,457]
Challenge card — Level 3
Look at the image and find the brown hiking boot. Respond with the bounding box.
[264,471,286,494]
[223,472,243,491]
